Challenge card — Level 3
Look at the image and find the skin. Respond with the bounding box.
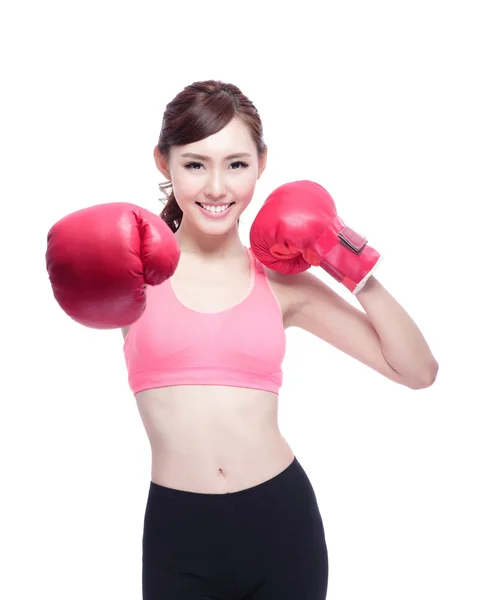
[153,116,267,262]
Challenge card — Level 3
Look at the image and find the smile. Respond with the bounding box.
[196,202,235,217]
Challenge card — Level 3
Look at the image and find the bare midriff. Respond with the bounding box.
[135,384,295,494]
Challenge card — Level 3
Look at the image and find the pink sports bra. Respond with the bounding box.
[123,247,286,395]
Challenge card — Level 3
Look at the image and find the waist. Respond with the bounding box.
[150,439,296,494]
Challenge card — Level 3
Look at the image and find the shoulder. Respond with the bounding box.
[262,266,342,321]
[261,265,312,325]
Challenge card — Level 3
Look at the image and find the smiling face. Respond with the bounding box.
[154,117,267,237]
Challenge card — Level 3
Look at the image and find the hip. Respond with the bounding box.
[142,454,329,599]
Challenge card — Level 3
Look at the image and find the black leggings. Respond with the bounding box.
[142,456,329,599]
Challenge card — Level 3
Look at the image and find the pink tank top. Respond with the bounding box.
[123,247,286,395]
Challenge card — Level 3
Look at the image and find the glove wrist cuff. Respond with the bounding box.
[321,225,382,294]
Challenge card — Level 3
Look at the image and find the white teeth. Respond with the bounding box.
[200,203,231,213]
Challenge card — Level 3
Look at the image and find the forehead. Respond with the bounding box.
[173,117,255,158]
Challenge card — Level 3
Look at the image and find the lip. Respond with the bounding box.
[196,202,235,219]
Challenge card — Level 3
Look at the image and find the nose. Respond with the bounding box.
[204,170,227,200]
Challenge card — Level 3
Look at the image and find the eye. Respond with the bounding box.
[184,162,203,170]
[231,161,249,169]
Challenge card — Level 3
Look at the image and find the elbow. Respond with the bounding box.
[409,361,439,390]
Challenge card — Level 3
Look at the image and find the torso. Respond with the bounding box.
[121,247,301,494]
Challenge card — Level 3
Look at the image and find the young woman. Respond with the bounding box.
[46,79,438,600]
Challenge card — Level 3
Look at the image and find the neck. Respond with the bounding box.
[175,220,245,261]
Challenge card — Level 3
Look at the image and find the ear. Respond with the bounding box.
[257,145,268,179]
[154,146,170,179]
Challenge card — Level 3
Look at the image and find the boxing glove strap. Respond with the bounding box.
[338,226,367,254]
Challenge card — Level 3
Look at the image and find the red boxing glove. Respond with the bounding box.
[46,202,180,328]
[250,180,382,294]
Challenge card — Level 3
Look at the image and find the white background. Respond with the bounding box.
[1,1,477,598]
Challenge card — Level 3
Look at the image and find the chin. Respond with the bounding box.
[196,220,239,235]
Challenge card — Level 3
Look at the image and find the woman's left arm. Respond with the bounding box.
[285,270,439,390]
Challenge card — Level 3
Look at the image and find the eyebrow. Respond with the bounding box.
[180,152,252,160]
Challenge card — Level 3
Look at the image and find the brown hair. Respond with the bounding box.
[157,80,266,232]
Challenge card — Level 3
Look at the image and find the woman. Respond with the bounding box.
[46,79,438,600]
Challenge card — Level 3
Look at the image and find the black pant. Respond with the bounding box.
[142,456,329,599]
